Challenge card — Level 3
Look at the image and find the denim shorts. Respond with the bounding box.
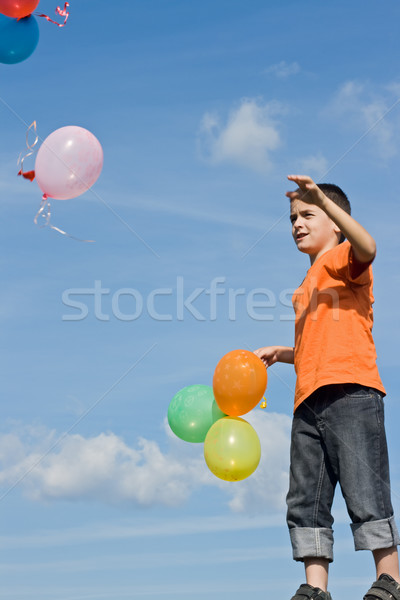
[286,384,400,562]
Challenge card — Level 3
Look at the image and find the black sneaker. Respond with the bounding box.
[291,583,332,600]
[364,573,400,599]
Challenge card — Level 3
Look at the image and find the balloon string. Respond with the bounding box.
[260,396,267,409]
[19,122,94,243]
[34,194,95,243]
[35,2,70,27]
[17,120,38,181]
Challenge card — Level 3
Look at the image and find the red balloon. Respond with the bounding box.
[213,349,267,416]
[0,0,40,18]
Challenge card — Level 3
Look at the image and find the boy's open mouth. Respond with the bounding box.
[296,233,307,240]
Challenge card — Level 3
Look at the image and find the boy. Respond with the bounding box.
[254,175,400,600]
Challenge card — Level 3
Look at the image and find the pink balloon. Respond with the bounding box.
[35,126,103,200]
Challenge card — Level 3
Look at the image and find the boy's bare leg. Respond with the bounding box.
[304,558,329,592]
[373,546,400,582]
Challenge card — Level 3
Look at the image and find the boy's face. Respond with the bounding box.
[290,197,340,260]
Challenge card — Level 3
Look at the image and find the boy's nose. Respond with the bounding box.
[293,217,302,228]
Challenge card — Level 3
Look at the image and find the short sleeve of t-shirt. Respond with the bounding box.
[327,241,373,285]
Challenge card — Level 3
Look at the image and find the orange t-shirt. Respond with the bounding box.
[292,241,385,412]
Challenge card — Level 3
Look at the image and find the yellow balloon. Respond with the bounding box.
[204,417,261,482]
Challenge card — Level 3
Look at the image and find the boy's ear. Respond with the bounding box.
[332,222,342,242]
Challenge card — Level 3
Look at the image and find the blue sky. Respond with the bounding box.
[1,0,400,598]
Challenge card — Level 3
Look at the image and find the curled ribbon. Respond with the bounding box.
[36,2,70,27]
[260,396,267,409]
[17,120,38,182]
[34,194,95,242]
[18,122,94,243]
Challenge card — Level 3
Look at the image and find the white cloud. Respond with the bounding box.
[264,60,301,79]
[198,99,283,172]
[325,80,400,159]
[12,431,207,506]
[0,412,291,512]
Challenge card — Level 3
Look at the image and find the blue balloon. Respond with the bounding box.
[0,14,39,64]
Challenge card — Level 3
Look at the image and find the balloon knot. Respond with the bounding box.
[18,169,36,181]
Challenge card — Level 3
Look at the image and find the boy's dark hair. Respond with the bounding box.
[318,183,351,243]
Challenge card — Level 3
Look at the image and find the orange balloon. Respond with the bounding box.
[213,349,267,416]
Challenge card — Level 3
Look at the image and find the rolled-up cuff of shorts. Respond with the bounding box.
[351,516,400,551]
[289,527,334,562]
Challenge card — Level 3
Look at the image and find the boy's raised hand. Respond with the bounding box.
[286,174,326,207]
[287,174,377,264]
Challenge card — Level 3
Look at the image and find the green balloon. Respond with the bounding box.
[168,384,226,443]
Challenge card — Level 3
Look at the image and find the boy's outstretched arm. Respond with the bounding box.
[286,174,376,263]
[254,346,294,368]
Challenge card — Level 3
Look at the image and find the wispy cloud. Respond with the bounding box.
[264,60,301,79]
[111,194,273,232]
[0,577,370,600]
[198,98,283,172]
[0,544,290,574]
[0,512,286,550]
[0,411,291,511]
[324,80,400,159]
[295,153,329,180]
[0,578,304,600]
